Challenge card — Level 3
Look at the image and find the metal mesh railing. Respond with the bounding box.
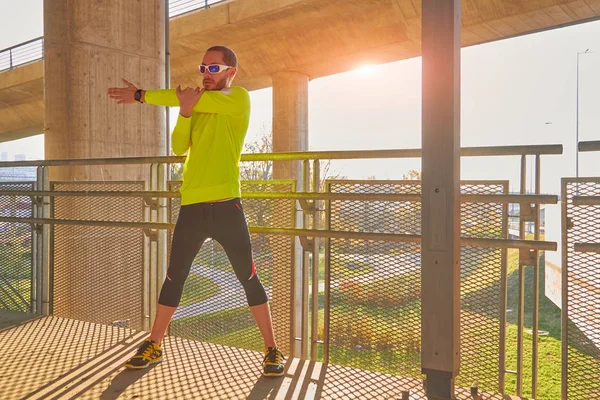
[51,181,146,330]
[562,178,600,399]
[327,180,422,379]
[458,182,507,393]
[0,182,34,313]
[168,180,296,355]
[0,147,562,399]
[326,180,508,393]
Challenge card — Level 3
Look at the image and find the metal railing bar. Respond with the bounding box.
[574,243,600,253]
[578,140,600,152]
[0,144,563,168]
[0,189,559,204]
[0,36,43,54]
[517,154,527,395]
[0,215,558,250]
[532,154,541,398]
[573,196,600,206]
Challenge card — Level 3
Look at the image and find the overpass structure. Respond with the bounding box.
[1,0,600,149]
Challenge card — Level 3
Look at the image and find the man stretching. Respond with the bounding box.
[108,46,284,377]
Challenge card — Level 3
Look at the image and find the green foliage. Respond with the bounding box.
[332,272,420,308]
[179,274,221,307]
[0,245,31,280]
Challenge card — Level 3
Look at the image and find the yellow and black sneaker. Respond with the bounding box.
[125,338,163,369]
[263,347,285,377]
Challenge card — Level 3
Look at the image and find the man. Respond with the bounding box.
[107,46,284,377]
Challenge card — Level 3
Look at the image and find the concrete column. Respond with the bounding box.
[272,71,309,181]
[43,0,166,331]
[421,1,461,399]
[271,71,309,357]
[44,0,167,181]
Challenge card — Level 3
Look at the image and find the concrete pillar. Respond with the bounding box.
[272,71,309,181]
[44,0,167,181]
[421,1,461,399]
[271,71,309,357]
[43,0,166,331]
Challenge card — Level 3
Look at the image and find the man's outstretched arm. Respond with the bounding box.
[107,78,178,106]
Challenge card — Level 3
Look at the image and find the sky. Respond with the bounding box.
[1,0,599,196]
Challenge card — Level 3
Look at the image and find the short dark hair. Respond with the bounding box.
[207,46,238,67]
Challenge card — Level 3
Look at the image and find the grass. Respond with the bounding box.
[179,273,221,307]
[194,251,274,286]
[0,278,31,311]
[322,249,581,399]
[171,244,594,399]
[170,305,261,349]
[0,245,31,279]
[209,325,263,352]
[326,253,375,281]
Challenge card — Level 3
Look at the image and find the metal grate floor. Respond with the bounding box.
[0,315,519,399]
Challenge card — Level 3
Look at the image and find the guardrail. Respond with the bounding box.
[169,0,227,17]
[0,0,228,72]
[0,37,43,72]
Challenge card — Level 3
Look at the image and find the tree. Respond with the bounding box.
[240,126,273,181]
[402,169,421,180]
[240,126,343,189]
[170,163,184,181]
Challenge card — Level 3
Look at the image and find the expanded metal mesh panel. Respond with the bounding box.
[329,181,421,235]
[0,182,34,313]
[51,182,145,330]
[168,181,295,355]
[458,183,506,393]
[327,180,506,392]
[563,179,600,399]
[328,180,422,377]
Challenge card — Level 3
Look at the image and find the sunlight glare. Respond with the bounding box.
[354,63,378,74]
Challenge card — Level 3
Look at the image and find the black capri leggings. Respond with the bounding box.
[158,198,268,308]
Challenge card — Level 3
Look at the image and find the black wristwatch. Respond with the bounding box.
[134,89,143,103]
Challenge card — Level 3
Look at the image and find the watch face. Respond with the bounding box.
[134,91,141,100]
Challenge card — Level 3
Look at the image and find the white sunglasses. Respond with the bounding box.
[198,64,234,74]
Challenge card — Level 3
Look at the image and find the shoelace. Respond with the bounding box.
[263,348,284,365]
[138,341,157,360]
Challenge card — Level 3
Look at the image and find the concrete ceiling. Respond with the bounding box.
[169,0,600,90]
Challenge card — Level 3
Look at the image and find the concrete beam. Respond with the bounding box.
[1,0,600,140]
[0,62,44,141]
[168,0,600,91]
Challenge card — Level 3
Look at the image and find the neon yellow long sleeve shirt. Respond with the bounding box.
[145,87,251,205]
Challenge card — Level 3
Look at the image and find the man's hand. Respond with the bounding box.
[108,78,141,104]
[177,85,204,117]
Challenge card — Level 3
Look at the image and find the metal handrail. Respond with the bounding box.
[574,243,600,253]
[0,144,563,168]
[572,196,600,206]
[0,189,559,204]
[578,140,600,152]
[0,216,557,251]
[0,36,44,56]
[169,0,227,17]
